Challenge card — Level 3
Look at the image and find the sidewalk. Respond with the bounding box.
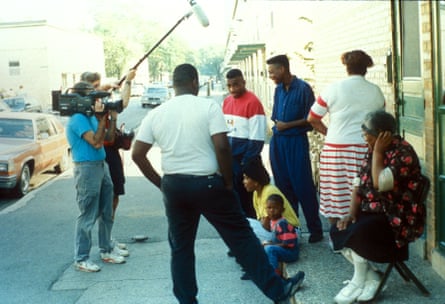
[2,88,445,303]
[3,154,445,304]
[50,209,445,303]
[50,148,445,304]
[285,234,445,304]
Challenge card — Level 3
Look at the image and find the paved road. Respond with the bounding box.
[0,96,149,210]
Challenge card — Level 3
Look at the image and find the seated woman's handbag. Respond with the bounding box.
[113,124,135,150]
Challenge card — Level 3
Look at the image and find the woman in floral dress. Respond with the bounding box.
[330,110,426,304]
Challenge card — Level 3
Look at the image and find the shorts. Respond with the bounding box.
[105,146,125,196]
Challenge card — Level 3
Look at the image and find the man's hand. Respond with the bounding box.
[126,69,136,82]
[120,69,137,109]
[275,119,310,131]
[94,99,106,113]
[275,120,288,131]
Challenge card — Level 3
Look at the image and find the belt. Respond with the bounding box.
[73,160,105,166]
[164,173,219,179]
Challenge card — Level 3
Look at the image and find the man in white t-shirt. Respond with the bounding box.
[132,63,304,304]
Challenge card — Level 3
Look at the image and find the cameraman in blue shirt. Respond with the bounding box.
[66,81,127,272]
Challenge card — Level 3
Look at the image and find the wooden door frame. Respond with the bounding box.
[431,0,445,253]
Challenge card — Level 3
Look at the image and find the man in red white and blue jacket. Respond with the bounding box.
[223,69,267,218]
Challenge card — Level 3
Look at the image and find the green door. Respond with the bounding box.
[393,0,426,159]
[433,1,445,252]
[393,0,436,243]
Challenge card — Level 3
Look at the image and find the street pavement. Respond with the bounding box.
[1,90,445,303]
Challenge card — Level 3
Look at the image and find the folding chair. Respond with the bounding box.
[371,174,431,301]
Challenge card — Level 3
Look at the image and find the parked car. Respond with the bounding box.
[0,100,11,112]
[3,96,42,112]
[141,86,170,107]
[0,112,70,197]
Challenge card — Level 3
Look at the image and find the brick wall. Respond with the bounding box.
[312,1,394,109]
[419,1,437,260]
[311,0,441,268]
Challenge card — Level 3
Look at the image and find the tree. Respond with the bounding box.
[88,0,218,82]
[142,33,198,83]
[91,8,145,79]
[197,46,224,81]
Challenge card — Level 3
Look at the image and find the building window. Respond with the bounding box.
[401,1,421,78]
[9,61,20,76]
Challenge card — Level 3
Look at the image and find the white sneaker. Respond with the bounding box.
[334,281,363,304]
[111,237,127,250]
[116,242,127,250]
[357,279,381,301]
[74,260,101,272]
[357,270,385,301]
[100,251,126,264]
[113,246,130,257]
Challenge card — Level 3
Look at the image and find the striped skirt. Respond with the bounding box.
[318,143,368,218]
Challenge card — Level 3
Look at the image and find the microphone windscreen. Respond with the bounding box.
[190,1,210,27]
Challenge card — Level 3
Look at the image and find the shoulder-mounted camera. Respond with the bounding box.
[58,90,123,116]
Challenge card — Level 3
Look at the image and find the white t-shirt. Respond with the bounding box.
[136,94,229,175]
[310,75,385,144]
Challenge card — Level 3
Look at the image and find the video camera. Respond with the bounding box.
[58,91,123,116]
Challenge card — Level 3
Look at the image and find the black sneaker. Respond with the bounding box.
[275,271,305,304]
[308,232,324,243]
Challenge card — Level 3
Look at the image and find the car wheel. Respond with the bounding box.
[14,164,31,197]
[55,149,71,174]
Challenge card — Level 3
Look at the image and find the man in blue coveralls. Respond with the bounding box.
[266,54,323,243]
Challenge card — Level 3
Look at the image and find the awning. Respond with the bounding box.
[230,43,265,63]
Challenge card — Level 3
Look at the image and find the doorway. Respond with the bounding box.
[433,1,445,252]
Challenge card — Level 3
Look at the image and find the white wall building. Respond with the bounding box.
[0,20,105,110]
[223,0,317,113]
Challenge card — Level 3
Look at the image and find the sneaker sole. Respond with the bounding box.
[357,283,387,302]
[101,258,126,264]
[74,266,100,272]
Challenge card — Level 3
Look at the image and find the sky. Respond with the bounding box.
[0,0,234,49]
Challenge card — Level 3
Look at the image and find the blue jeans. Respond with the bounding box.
[264,241,300,271]
[162,174,288,304]
[232,155,255,218]
[73,161,114,262]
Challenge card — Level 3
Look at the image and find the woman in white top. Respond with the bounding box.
[308,50,385,225]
